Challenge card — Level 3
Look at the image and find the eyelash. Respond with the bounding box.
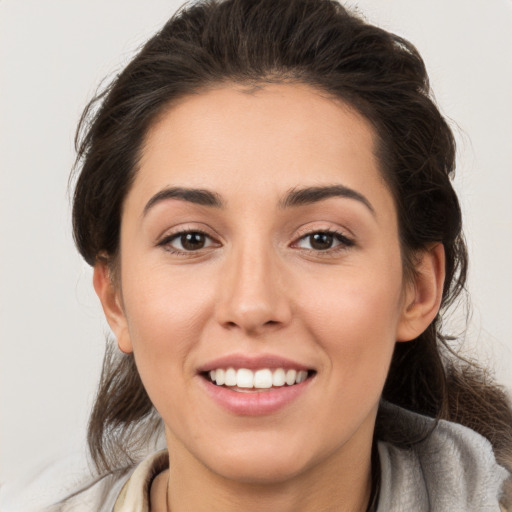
[157,228,355,256]
[157,229,219,256]
[292,229,355,255]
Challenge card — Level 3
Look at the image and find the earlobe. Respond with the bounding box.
[93,259,133,354]
[396,243,446,342]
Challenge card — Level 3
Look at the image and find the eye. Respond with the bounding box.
[159,230,217,252]
[295,231,354,251]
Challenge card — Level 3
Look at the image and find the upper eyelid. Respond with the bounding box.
[292,223,354,241]
[157,224,221,244]
[162,229,211,241]
[294,231,353,246]
[290,224,356,250]
[158,230,221,256]
[158,231,218,250]
[155,224,355,248]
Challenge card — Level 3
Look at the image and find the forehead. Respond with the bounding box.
[132,83,391,212]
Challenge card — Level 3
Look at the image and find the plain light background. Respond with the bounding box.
[1,0,511,485]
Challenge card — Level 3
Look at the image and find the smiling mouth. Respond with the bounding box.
[202,368,316,392]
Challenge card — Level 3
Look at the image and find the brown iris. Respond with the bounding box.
[180,232,207,250]
[309,232,335,250]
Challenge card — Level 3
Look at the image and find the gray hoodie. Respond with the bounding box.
[1,403,509,511]
[376,403,509,511]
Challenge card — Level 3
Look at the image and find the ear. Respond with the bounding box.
[396,243,445,342]
[93,259,133,354]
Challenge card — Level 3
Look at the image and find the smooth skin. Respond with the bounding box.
[94,83,445,512]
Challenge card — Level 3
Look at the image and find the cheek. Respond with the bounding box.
[299,282,400,442]
[120,261,217,374]
[299,259,404,386]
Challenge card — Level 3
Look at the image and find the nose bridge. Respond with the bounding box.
[217,236,290,333]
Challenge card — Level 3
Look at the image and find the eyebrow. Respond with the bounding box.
[280,185,375,215]
[142,184,375,217]
[143,187,223,216]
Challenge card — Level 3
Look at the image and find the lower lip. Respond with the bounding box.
[200,377,312,416]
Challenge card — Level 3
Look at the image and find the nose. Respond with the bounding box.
[215,244,292,335]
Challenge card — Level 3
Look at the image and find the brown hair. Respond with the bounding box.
[72,0,512,495]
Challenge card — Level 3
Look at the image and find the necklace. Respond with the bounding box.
[166,475,170,512]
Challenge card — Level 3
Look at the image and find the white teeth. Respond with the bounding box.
[207,367,310,389]
[296,370,308,383]
[253,369,273,388]
[237,368,254,388]
[215,368,225,386]
[224,367,237,387]
[285,369,297,386]
[272,368,286,387]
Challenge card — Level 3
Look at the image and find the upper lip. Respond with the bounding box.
[197,354,313,373]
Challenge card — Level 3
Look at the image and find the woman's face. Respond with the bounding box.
[102,84,419,484]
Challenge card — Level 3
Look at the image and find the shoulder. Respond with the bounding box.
[377,402,511,512]
[0,452,130,512]
[113,450,168,512]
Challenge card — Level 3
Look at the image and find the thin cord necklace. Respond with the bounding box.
[166,476,170,512]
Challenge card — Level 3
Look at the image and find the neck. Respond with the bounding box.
[160,435,374,512]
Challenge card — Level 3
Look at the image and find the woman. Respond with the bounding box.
[32,0,512,509]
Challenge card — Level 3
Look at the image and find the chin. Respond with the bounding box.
[210,455,310,485]
[196,434,324,485]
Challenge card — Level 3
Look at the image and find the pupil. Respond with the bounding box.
[181,233,205,250]
[310,233,333,250]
